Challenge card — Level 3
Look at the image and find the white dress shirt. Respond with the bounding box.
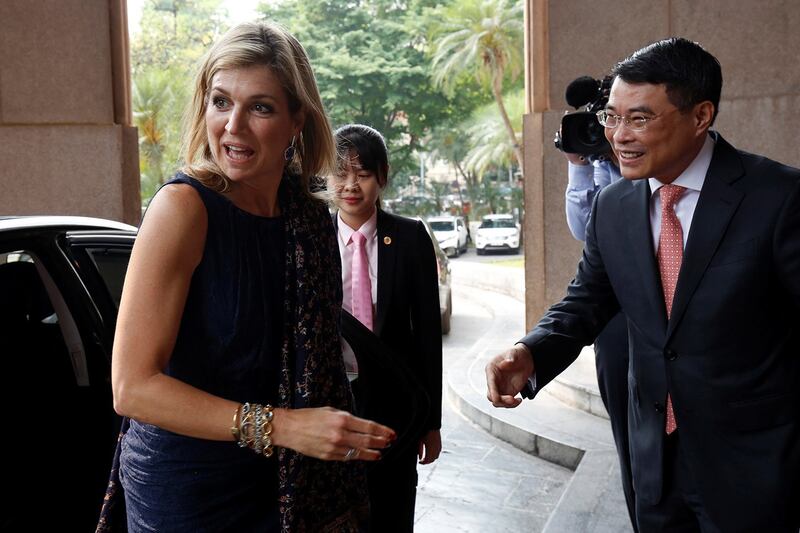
[648,134,715,250]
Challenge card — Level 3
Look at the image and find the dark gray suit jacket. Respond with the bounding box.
[521,133,800,531]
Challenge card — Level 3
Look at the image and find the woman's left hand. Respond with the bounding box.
[271,406,396,461]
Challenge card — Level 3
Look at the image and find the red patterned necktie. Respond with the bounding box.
[657,184,686,435]
[351,230,373,331]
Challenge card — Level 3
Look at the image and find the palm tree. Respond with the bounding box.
[132,70,173,197]
[463,88,523,177]
[430,0,524,171]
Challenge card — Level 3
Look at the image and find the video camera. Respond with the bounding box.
[554,75,612,157]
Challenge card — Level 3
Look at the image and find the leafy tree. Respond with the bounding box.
[462,87,523,177]
[260,0,488,185]
[130,0,228,201]
[131,0,227,74]
[467,177,500,217]
[425,123,475,217]
[429,0,524,171]
[427,123,476,186]
[133,70,178,199]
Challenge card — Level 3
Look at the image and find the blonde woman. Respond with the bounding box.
[108,23,393,532]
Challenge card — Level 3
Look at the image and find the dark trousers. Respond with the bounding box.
[350,377,419,532]
[594,312,638,532]
[366,449,418,532]
[635,433,720,533]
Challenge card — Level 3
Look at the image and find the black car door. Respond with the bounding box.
[0,228,133,530]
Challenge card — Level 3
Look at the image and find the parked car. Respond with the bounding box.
[475,213,520,255]
[427,215,469,258]
[0,213,454,530]
[0,216,137,530]
[415,217,453,334]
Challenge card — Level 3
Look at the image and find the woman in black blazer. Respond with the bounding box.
[329,124,442,532]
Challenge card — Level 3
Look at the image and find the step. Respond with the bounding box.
[446,344,633,533]
[550,347,609,420]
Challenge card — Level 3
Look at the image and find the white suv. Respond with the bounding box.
[427,215,469,257]
[475,214,520,255]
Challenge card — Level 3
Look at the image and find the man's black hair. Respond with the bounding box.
[334,124,389,185]
[612,37,722,124]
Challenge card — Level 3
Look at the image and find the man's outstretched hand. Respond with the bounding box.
[485,343,534,408]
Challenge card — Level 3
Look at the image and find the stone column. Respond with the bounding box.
[0,0,140,225]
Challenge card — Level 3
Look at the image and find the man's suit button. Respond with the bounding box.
[654,402,664,413]
[664,348,678,361]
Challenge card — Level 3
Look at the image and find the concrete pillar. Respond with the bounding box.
[0,0,140,225]
[522,0,800,329]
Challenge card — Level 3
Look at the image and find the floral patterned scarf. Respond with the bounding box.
[276,176,368,531]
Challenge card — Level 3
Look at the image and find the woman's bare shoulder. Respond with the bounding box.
[136,183,208,270]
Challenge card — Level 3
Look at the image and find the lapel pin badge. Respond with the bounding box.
[383,236,392,245]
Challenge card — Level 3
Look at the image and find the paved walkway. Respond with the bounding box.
[441,258,634,532]
[414,280,572,532]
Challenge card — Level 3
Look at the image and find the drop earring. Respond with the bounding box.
[284,136,296,162]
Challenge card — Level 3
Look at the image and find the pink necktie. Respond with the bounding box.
[351,231,373,331]
[657,184,686,435]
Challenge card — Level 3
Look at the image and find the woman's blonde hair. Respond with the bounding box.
[180,22,335,193]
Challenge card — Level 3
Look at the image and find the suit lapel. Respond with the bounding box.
[621,179,668,330]
[667,135,745,339]
[375,210,397,336]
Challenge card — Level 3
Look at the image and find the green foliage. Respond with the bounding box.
[128,0,525,218]
[428,0,524,170]
[387,194,440,218]
[131,0,229,202]
[463,87,523,176]
[465,174,522,219]
[133,69,176,199]
[260,0,488,184]
[132,0,227,74]
[428,0,523,94]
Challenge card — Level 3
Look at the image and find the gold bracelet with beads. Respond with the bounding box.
[235,402,275,458]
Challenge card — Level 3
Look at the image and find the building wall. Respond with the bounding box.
[0,0,140,224]
[523,0,800,326]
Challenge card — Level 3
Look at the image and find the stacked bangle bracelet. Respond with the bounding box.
[231,402,275,458]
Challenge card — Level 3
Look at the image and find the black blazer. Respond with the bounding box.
[335,209,443,434]
[521,133,800,531]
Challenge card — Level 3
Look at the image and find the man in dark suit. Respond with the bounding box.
[486,38,800,532]
[330,123,442,532]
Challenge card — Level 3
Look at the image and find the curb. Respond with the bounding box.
[445,349,632,533]
[447,262,633,532]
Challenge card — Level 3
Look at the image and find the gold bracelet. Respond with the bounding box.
[230,404,242,441]
[238,403,254,448]
[235,402,275,458]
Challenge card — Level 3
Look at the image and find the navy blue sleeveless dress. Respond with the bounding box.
[120,175,284,532]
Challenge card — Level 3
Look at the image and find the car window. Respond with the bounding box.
[0,250,89,386]
[429,220,455,232]
[84,247,131,309]
[479,218,516,229]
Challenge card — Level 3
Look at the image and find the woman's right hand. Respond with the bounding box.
[271,407,396,461]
